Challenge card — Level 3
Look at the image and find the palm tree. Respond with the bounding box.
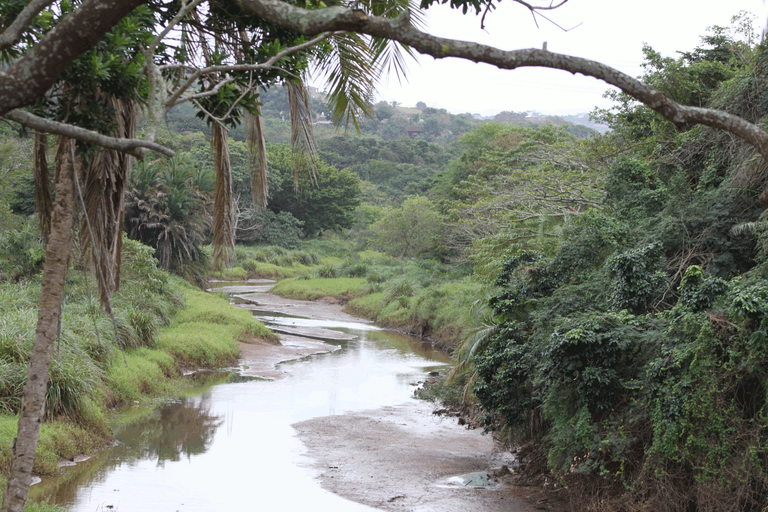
[125,157,212,281]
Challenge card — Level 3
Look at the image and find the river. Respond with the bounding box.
[29,282,453,512]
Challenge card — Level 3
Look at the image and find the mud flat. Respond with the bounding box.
[294,400,542,512]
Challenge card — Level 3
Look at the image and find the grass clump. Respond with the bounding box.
[239,260,309,279]
[271,277,367,301]
[157,323,240,367]
[230,245,320,279]
[173,287,276,342]
[0,414,112,479]
[346,292,386,318]
[106,349,176,404]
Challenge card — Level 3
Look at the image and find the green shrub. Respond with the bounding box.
[0,220,45,282]
[314,263,337,278]
[383,278,417,307]
[157,322,240,366]
[608,243,668,313]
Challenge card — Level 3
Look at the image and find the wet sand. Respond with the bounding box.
[294,400,538,512]
[233,291,370,380]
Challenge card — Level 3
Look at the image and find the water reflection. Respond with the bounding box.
[33,309,450,512]
[31,396,223,506]
[115,396,223,466]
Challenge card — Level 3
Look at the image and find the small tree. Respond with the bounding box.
[370,195,441,258]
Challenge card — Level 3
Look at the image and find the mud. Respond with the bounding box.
[236,291,374,324]
[294,400,543,512]
[237,289,568,511]
[237,335,338,380]
[234,291,373,380]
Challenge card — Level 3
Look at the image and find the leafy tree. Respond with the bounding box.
[369,195,441,258]
[266,143,361,236]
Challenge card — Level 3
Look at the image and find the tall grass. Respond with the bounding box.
[227,245,321,279]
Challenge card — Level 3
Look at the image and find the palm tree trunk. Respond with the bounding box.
[212,123,234,268]
[1,139,77,512]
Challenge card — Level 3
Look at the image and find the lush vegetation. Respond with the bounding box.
[447,17,768,511]
[3,10,768,512]
[0,236,274,504]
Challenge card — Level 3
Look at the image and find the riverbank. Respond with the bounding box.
[226,286,558,512]
[263,257,484,352]
[0,242,277,509]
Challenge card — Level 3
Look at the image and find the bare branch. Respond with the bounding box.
[233,0,768,163]
[148,0,206,53]
[162,32,331,110]
[0,0,56,52]
[4,109,174,158]
[171,76,236,106]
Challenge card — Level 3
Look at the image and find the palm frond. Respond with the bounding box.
[313,32,377,133]
[246,108,269,208]
[358,0,425,85]
[80,97,136,308]
[211,123,235,268]
[285,80,319,191]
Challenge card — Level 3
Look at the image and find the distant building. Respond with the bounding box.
[306,86,323,99]
[407,126,422,138]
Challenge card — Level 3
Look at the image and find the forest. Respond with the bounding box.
[1,1,768,511]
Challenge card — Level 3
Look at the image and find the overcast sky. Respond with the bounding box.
[364,0,768,117]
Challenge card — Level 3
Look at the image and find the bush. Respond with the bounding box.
[0,220,45,282]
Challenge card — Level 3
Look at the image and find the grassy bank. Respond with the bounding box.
[212,245,321,280]
[0,237,274,501]
[271,276,367,301]
[266,247,485,350]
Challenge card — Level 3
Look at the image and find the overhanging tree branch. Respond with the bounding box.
[233,0,768,163]
[0,0,149,117]
[0,0,57,51]
[3,110,174,158]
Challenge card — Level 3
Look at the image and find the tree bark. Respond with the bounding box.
[1,140,77,512]
[0,0,148,117]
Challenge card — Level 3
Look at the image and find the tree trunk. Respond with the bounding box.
[1,139,76,512]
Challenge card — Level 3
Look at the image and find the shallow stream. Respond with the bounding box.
[30,283,450,511]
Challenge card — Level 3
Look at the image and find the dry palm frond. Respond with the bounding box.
[285,80,319,192]
[246,108,269,208]
[80,97,136,308]
[212,123,235,268]
[33,131,52,242]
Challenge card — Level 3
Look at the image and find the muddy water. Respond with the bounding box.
[31,285,449,512]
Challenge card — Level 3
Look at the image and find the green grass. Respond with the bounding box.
[106,349,175,403]
[271,277,367,301]
[0,238,282,489]
[346,292,386,318]
[238,260,311,279]
[0,414,112,478]
[157,323,240,367]
[173,288,276,342]
[375,279,483,345]
[214,266,248,281]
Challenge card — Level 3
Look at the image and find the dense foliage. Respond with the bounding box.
[460,16,768,511]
